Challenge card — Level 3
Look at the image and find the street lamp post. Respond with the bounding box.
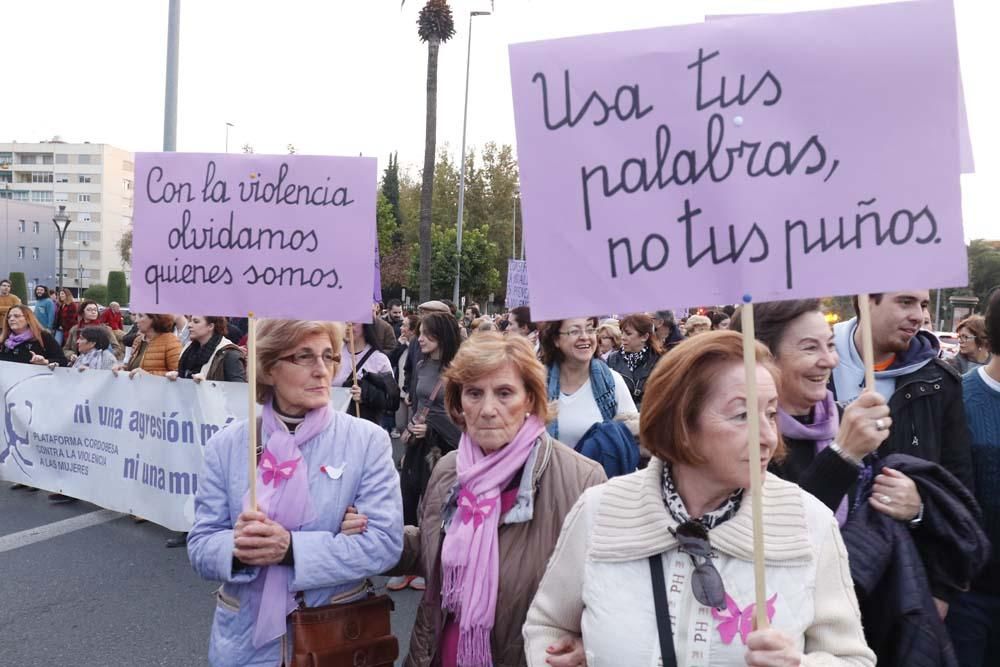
[453,9,491,306]
[225,122,234,152]
[52,205,71,294]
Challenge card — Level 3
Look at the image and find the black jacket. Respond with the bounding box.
[0,332,68,366]
[770,435,859,513]
[605,349,660,409]
[832,356,975,493]
[841,454,990,667]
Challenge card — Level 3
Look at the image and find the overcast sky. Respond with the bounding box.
[3,0,995,239]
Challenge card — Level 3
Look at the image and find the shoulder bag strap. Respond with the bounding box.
[343,346,378,387]
[648,554,678,667]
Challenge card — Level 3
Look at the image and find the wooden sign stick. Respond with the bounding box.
[740,296,769,630]
[856,293,877,391]
[346,323,361,418]
[246,312,258,511]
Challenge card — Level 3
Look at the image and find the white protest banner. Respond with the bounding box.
[505,259,530,308]
[0,363,351,531]
[131,152,377,322]
[508,0,965,320]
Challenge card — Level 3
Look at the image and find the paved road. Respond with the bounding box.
[0,486,422,666]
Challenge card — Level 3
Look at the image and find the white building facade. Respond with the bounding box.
[0,139,133,295]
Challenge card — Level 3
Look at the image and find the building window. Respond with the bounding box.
[55,154,69,164]
[76,154,91,165]
[19,155,37,165]
[78,193,91,203]
[78,175,92,184]
[77,213,92,224]
[18,220,26,232]
[55,173,69,183]
[30,191,53,203]
[0,172,11,183]
[31,172,53,183]
[12,190,29,201]
[122,178,133,191]
[17,247,25,259]
[32,221,39,233]
[122,160,134,171]
[41,155,54,165]
[32,248,39,260]
[54,192,68,203]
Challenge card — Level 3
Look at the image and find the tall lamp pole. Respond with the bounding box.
[225,122,234,152]
[163,0,181,151]
[453,9,491,306]
[53,205,71,294]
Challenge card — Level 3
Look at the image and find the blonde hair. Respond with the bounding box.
[685,314,712,335]
[255,320,344,403]
[596,322,623,349]
[443,332,552,429]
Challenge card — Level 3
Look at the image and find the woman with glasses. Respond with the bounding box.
[525,332,874,667]
[63,300,122,363]
[606,313,663,410]
[949,315,992,375]
[1,304,67,366]
[188,319,403,667]
[538,318,637,450]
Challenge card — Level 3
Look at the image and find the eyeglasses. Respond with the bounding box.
[670,521,726,609]
[558,327,597,338]
[958,334,976,342]
[278,351,339,369]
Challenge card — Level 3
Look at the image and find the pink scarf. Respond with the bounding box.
[441,415,546,667]
[243,400,332,648]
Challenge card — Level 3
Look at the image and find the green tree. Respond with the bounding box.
[83,283,108,304]
[381,152,402,230]
[118,227,132,267]
[107,271,129,305]
[409,224,501,301]
[413,0,456,301]
[9,272,28,302]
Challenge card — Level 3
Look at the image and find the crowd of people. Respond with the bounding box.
[2,284,999,667]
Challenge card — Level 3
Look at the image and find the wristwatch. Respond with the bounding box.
[909,501,925,528]
[828,441,863,468]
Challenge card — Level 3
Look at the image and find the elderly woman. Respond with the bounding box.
[595,322,622,360]
[348,333,605,666]
[949,315,991,374]
[167,316,246,384]
[187,319,403,667]
[113,313,181,377]
[0,304,67,366]
[70,326,118,371]
[606,313,663,409]
[730,299,896,520]
[684,314,712,336]
[524,331,875,667]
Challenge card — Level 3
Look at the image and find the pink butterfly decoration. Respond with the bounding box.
[456,489,498,529]
[259,449,300,487]
[711,593,778,645]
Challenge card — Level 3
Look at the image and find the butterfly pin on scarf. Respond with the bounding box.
[259,450,300,487]
[711,593,778,645]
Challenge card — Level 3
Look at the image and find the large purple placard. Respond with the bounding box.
[131,153,376,321]
[509,1,966,320]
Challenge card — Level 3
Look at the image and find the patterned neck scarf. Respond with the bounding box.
[662,464,743,529]
[620,345,648,372]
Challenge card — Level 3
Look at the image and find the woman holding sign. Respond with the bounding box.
[524,332,874,667]
[187,319,402,667]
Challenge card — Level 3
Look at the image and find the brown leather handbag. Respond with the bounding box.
[288,587,398,667]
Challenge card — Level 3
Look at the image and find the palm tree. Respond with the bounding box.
[414,0,456,300]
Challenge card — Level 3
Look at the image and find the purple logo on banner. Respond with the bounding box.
[508,1,966,321]
[131,153,376,321]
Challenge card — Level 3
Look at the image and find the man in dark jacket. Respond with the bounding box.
[841,454,989,667]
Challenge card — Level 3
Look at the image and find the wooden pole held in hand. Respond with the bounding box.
[740,297,769,630]
[346,322,361,418]
[856,293,876,391]
[246,313,258,511]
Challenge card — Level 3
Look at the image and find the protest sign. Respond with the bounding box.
[505,259,531,308]
[131,153,377,322]
[0,363,351,531]
[509,0,966,320]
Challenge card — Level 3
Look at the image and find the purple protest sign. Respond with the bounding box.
[509,1,966,321]
[131,153,376,321]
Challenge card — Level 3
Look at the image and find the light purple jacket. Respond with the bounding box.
[188,411,403,666]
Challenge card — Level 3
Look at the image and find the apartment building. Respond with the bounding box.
[0,138,133,295]
[0,201,58,293]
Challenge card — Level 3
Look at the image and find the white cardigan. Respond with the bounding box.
[523,459,875,667]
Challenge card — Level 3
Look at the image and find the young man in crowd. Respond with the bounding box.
[33,285,55,330]
[0,278,22,322]
[384,298,404,339]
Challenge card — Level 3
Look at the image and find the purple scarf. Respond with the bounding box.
[4,329,34,351]
[777,391,849,525]
[243,400,332,649]
[441,415,546,667]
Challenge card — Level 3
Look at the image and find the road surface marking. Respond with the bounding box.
[0,510,124,554]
